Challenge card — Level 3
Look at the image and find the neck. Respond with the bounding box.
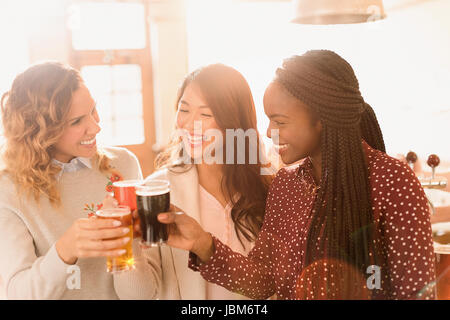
[196,162,232,208]
[53,155,76,164]
[196,162,223,187]
[309,150,322,185]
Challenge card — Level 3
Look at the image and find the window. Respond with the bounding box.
[81,64,145,146]
[68,0,156,175]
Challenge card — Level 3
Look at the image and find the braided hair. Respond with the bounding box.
[275,50,385,298]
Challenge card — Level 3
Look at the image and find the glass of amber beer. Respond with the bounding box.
[432,222,450,299]
[95,206,135,273]
[136,180,170,247]
[112,179,144,211]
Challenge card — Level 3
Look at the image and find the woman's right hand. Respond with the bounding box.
[158,205,214,263]
[55,217,131,265]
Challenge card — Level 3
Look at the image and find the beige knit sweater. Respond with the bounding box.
[0,147,161,300]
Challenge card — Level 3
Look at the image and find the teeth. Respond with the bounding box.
[81,138,96,145]
[187,135,205,144]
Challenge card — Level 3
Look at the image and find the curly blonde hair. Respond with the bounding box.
[1,61,112,206]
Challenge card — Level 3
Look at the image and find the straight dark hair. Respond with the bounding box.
[156,64,273,247]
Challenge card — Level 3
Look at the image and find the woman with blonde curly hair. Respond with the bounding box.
[0,62,160,299]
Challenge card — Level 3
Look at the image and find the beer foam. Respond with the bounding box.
[136,180,170,196]
[96,208,130,218]
[112,179,144,188]
[136,187,170,197]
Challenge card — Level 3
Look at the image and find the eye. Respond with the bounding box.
[273,120,285,126]
[178,109,189,113]
[201,113,212,118]
[71,118,82,126]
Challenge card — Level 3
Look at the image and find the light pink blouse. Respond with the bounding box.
[198,185,253,300]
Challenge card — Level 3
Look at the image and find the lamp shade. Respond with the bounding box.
[292,0,386,25]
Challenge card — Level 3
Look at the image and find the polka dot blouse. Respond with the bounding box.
[189,142,436,300]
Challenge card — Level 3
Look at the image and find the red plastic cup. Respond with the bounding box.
[112,179,144,211]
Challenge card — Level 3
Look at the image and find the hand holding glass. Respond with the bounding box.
[95,206,135,273]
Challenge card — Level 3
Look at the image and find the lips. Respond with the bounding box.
[186,134,206,147]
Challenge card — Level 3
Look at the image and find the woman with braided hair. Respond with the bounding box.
[154,50,436,300]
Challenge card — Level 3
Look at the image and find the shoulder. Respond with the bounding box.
[0,173,18,197]
[366,146,428,221]
[0,173,21,212]
[366,145,420,191]
[365,144,402,170]
[101,146,142,180]
[101,146,139,165]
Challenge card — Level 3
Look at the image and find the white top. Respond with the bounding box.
[144,166,258,299]
[198,185,253,300]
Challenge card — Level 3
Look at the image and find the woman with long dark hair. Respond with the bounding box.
[156,50,436,299]
[142,63,272,299]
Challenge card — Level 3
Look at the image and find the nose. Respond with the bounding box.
[181,112,200,134]
[87,112,101,135]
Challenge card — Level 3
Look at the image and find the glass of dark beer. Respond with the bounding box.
[136,180,170,247]
[432,222,450,299]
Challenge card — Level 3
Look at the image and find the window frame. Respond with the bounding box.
[68,0,156,176]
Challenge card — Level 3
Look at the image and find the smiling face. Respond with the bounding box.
[52,84,101,163]
[263,81,322,165]
[176,82,221,160]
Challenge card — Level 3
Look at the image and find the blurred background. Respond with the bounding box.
[0,0,449,177]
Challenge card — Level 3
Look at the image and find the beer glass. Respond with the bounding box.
[112,179,144,211]
[432,222,450,299]
[95,206,135,273]
[136,180,170,247]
